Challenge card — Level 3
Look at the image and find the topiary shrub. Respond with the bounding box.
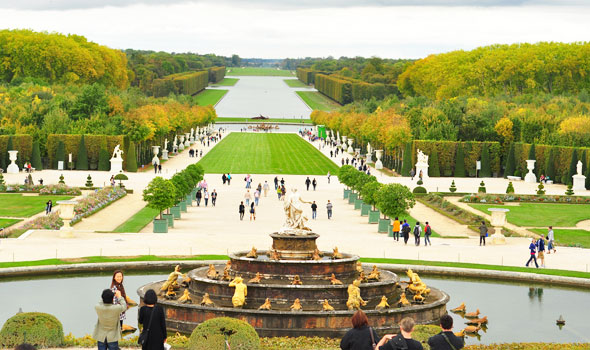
[76,135,88,170]
[454,143,465,177]
[0,312,64,348]
[0,173,5,191]
[31,141,42,171]
[188,317,260,350]
[58,174,65,184]
[478,181,486,193]
[506,181,515,194]
[114,173,128,188]
[417,179,423,185]
[55,140,65,169]
[565,184,574,196]
[413,186,427,194]
[536,183,545,195]
[449,180,457,193]
[85,174,93,187]
[98,138,110,171]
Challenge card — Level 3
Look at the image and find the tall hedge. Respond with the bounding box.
[545,148,555,181]
[567,149,578,185]
[480,143,491,177]
[314,74,351,104]
[153,70,209,97]
[0,135,33,170]
[98,138,110,171]
[47,134,124,170]
[31,141,42,170]
[401,142,412,176]
[454,143,465,177]
[208,66,226,83]
[76,135,89,170]
[127,141,137,172]
[4,136,12,169]
[504,143,516,177]
[428,149,440,177]
[55,140,65,169]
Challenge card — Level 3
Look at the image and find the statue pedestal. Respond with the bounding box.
[162,150,169,160]
[573,174,587,191]
[415,162,429,180]
[110,158,123,173]
[270,233,318,260]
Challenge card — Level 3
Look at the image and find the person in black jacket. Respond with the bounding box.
[427,314,464,350]
[376,317,423,350]
[138,289,167,350]
[340,310,379,350]
[239,201,245,221]
[195,190,202,206]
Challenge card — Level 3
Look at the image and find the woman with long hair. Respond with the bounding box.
[340,310,379,350]
[138,289,167,350]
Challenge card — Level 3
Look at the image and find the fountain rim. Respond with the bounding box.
[229,250,359,264]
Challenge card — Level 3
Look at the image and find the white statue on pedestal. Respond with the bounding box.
[415,149,429,180]
[573,160,587,190]
[110,145,124,173]
[162,139,169,160]
[111,145,123,160]
[416,149,428,165]
[577,160,583,175]
[366,143,372,159]
[280,188,312,235]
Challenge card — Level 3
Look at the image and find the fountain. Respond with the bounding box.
[138,190,449,337]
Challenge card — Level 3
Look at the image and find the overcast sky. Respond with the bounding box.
[0,0,589,59]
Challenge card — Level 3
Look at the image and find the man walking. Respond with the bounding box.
[244,190,251,206]
[196,190,202,206]
[93,289,127,350]
[211,190,217,207]
[254,189,260,206]
[392,217,401,242]
[413,221,422,246]
[479,221,487,246]
[311,201,318,219]
[547,226,556,253]
[427,314,464,350]
[536,235,546,268]
[203,190,209,207]
[274,176,279,190]
[305,177,311,191]
[312,178,317,191]
[410,168,416,180]
[402,220,411,245]
[239,201,245,221]
[526,238,539,268]
[327,171,331,184]
[326,200,333,219]
[263,181,270,197]
[424,222,432,246]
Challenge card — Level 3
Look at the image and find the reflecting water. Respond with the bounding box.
[0,272,588,343]
[214,123,311,133]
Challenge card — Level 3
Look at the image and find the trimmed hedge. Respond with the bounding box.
[127,141,138,172]
[314,73,351,104]
[313,73,398,105]
[0,135,33,170]
[208,66,226,83]
[153,70,209,97]
[188,317,260,350]
[31,141,42,170]
[47,134,124,170]
[0,312,64,348]
[513,143,590,184]
[76,135,88,170]
[296,67,317,85]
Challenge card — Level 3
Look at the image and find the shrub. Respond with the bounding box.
[504,142,516,177]
[506,182,515,194]
[31,141,42,170]
[58,174,65,184]
[536,183,546,195]
[428,149,440,177]
[413,186,427,194]
[480,143,491,177]
[417,179,424,185]
[114,173,128,187]
[188,317,260,350]
[565,184,574,196]
[454,143,465,177]
[126,141,137,172]
[401,142,412,176]
[449,180,457,192]
[567,149,578,186]
[545,148,555,181]
[85,174,93,187]
[478,181,486,193]
[0,312,64,347]
[76,135,88,170]
[55,140,65,169]
[98,138,110,171]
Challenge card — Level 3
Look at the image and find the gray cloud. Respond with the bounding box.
[0,0,587,11]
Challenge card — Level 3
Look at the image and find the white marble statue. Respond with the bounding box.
[366,143,372,158]
[417,149,428,165]
[111,145,123,160]
[577,160,583,175]
[164,138,168,150]
[280,188,312,234]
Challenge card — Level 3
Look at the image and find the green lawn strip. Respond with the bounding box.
[197,133,339,175]
[215,117,313,124]
[296,91,341,111]
[226,67,294,76]
[0,194,74,217]
[529,228,590,248]
[468,203,590,227]
[0,255,229,269]
[211,78,239,86]
[283,79,310,88]
[193,89,228,106]
[359,257,590,279]
[0,218,22,229]
[111,206,160,233]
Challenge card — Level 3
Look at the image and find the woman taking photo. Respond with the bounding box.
[138,289,167,350]
[340,310,379,350]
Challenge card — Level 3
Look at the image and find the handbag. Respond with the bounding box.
[369,327,377,350]
[138,306,156,346]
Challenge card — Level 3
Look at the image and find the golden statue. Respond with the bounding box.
[200,293,215,307]
[356,261,364,273]
[270,249,280,260]
[224,261,231,272]
[451,302,466,313]
[375,296,390,310]
[367,265,380,281]
[464,309,480,318]
[454,329,465,338]
[181,274,191,287]
[229,277,247,308]
[258,298,272,310]
[290,298,303,312]
[161,265,183,292]
[206,264,219,280]
[357,272,368,283]
[246,247,258,259]
[413,292,425,304]
[292,275,303,285]
[221,269,232,281]
[165,285,176,299]
[463,325,481,334]
[332,247,343,259]
[322,299,335,312]
[406,269,429,295]
[121,324,137,333]
[248,272,263,284]
[327,273,342,285]
[178,289,192,304]
[398,292,411,307]
[346,280,367,310]
[312,249,321,261]
[466,316,488,326]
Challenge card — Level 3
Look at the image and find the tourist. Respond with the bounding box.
[254,189,260,206]
[158,164,162,174]
[263,181,270,197]
[195,190,202,206]
[346,158,350,165]
[249,202,256,221]
[327,171,331,184]
[413,222,421,246]
[305,177,311,191]
[402,220,411,245]
[526,238,539,268]
[227,173,232,185]
[245,174,252,188]
[281,185,286,200]
[327,200,333,219]
[211,190,217,207]
[547,226,556,253]
[311,201,318,219]
[375,317,423,350]
[204,190,209,207]
[274,176,279,190]
[138,289,167,350]
[200,179,208,191]
[536,235,546,267]
[312,178,317,191]
[339,310,379,350]
[244,190,251,206]
[110,176,115,187]
[280,178,285,187]
[424,222,432,246]
[45,200,53,215]
[427,314,464,350]
[92,289,127,350]
[39,178,43,185]
[239,201,245,220]
[479,221,487,246]
[392,217,400,242]
[199,150,202,157]
[222,174,227,185]
[540,174,546,184]
[277,186,282,200]
[419,170,423,182]
[110,270,128,327]
[410,168,415,180]
[153,162,157,174]
[330,150,334,157]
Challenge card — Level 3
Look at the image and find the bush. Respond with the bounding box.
[98,138,110,171]
[565,184,574,196]
[417,179,424,185]
[480,143,491,177]
[85,174,93,187]
[567,149,578,186]
[478,181,486,193]
[536,183,545,195]
[506,182,515,194]
[76,135,88,170]
[449,180,457,192]
[454,143,465,177]
[31,141,42,170]
[188,317,260,350]
[428,149,440,177]
[126,141,137,172]
[58,174,65,184]
[401,142,412,176]
[504,142,516,177]
[55,140,65,169]
[413,186,427,194]
[0,312,64,347]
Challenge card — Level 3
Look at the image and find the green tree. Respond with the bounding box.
[545,148,555,181]
[428,149,440,177]
[171,173,190,203]
[375,183,415,219]
[361,181,383,210]
[454,143,465,177]
[352,172,376,196]
[567,149,578,186]
[401,142,412,176]
[337,165,356,189]
[143,177,177,219]
[504,143,516,177]
[98,138,110,171]
[480,143,491,177]
[126,141,137,172]
[76,135,88,170]
[55,140,65,169]
[71,83,109,121]
[31,141,42,170]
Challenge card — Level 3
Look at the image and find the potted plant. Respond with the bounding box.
[362,181,382,222]
[338,165,355,199]
[143,177,177,233]
[375,183,415,234]
[171,173,190,213]
[353,172,376,210]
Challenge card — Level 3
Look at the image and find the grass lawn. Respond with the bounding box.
[0,194,74,218]
[529,228,590,248]
[215,117,313,124]
[296,91,341,111]
[197,133,340,175]
[284,79,311,88]
[112,206,160,233]
[211,78,239,86]
[193,89,228,106]
[0,218,22,229]
[226,67,294,76]
[469,203,590,227]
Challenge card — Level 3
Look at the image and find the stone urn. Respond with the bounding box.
[179,135,185,151]
[488,208,509,245]
[375,150,383,170]
[6,150,19,174]
[342,136,348,145]
[524,160,536,183]
[347,138,354,153]
[57,200,78,238]
[184,133,191,147]
[354,148,361,156]
[152,146,160,166]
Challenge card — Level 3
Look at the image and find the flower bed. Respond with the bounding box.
[20,212,64,231]
[2,184,81,196]
[461,193,590,204]
[70,187,127,225]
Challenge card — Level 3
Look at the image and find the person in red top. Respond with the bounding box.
[424,222,432,246]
